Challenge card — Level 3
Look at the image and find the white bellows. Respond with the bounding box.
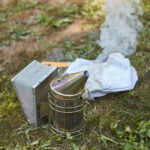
[65,53,138,98]
[96,0,143,62]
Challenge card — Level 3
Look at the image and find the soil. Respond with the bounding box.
[0,18,87,62]
[0,0,89,62]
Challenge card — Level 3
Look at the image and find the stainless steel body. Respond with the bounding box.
[49,71,88,136]
[11,60,58,127]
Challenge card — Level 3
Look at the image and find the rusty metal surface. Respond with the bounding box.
[11,60,58,127]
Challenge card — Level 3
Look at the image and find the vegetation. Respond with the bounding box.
[0,0,150,149]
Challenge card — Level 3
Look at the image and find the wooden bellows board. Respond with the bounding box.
[41,61,69,68]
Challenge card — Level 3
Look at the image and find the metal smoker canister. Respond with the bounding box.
[49,71,89,136]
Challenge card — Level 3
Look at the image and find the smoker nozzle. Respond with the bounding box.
[51,71,89,95]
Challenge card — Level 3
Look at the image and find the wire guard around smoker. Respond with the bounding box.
[48,90,87,137]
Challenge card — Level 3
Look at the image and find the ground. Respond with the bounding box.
[0,0,150,149]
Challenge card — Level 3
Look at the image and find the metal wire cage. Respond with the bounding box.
[48,80,86,137]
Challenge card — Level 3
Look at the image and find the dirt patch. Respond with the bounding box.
[93,94,119,116]
[0,41,40,61]
[0,0,95,62]
[43,19,87,42]
[0,18,87,62]
[8,9,43,25]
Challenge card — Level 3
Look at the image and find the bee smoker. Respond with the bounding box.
[49,71,89,137]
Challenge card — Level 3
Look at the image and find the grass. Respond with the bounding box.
[8,24,31,41]
[0,0,104,47]
[36,13,73,28]
[55,38,102,61]
[36,0,104,28]
[0,0,150,149]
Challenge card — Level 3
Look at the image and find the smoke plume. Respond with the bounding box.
[96,0,143,62]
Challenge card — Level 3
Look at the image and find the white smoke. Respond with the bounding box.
[96,0,143,62]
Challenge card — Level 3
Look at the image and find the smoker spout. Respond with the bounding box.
[51,71,89,95]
